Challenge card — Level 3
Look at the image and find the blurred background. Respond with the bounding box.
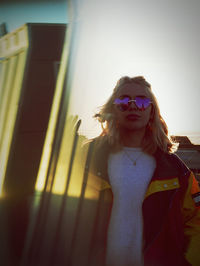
[0,0,200,265]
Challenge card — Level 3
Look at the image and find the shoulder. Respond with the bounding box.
[80,135,110,169]
[155,149,191,177]
[168,152,191,175]
[82,135,110,154]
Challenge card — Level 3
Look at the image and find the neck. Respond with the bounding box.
[120,128,146,148]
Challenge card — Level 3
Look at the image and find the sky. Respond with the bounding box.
[0,0,67,32]
[66,0,200,143]
[1,0,200,143]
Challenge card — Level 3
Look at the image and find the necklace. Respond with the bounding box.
[123,149,143,166]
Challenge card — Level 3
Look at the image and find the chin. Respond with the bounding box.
[119,120,148,132]
[123,125,145,132]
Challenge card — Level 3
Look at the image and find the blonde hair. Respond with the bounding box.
[94,76,178,154]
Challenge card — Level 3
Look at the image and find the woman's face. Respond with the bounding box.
[113,83,153,132]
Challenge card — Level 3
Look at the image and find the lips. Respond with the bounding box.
[126,114,140,121]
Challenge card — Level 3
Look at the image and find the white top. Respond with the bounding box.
[106,147,156,266]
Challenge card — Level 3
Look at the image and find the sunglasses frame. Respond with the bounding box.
[114,96,153,111]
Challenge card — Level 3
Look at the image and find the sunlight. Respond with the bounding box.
[35,0,200,198]
[0,25,28,197]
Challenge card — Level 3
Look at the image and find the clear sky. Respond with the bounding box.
[67,0,200,143]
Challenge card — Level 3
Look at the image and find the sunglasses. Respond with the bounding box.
[114,96,152,111]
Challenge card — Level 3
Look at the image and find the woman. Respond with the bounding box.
[79,76,200,266]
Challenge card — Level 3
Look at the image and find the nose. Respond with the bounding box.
[128,100,138,110]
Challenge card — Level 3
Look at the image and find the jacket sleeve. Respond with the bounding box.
[183,172,200,266]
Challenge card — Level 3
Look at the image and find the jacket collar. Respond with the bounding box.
[89,137,190,183]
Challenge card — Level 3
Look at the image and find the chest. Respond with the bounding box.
[108,150,156,202]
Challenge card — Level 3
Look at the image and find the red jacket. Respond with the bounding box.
[70,137,200,266]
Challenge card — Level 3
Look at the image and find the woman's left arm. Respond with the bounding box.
[183,172,200,266]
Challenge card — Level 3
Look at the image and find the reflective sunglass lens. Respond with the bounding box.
[114,97,129,105]
[135,97,151,109]
[114,97,130,111]
[114,97,151,111]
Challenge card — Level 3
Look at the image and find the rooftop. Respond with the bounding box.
[173,136,200,171]
[171,135,200,150]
